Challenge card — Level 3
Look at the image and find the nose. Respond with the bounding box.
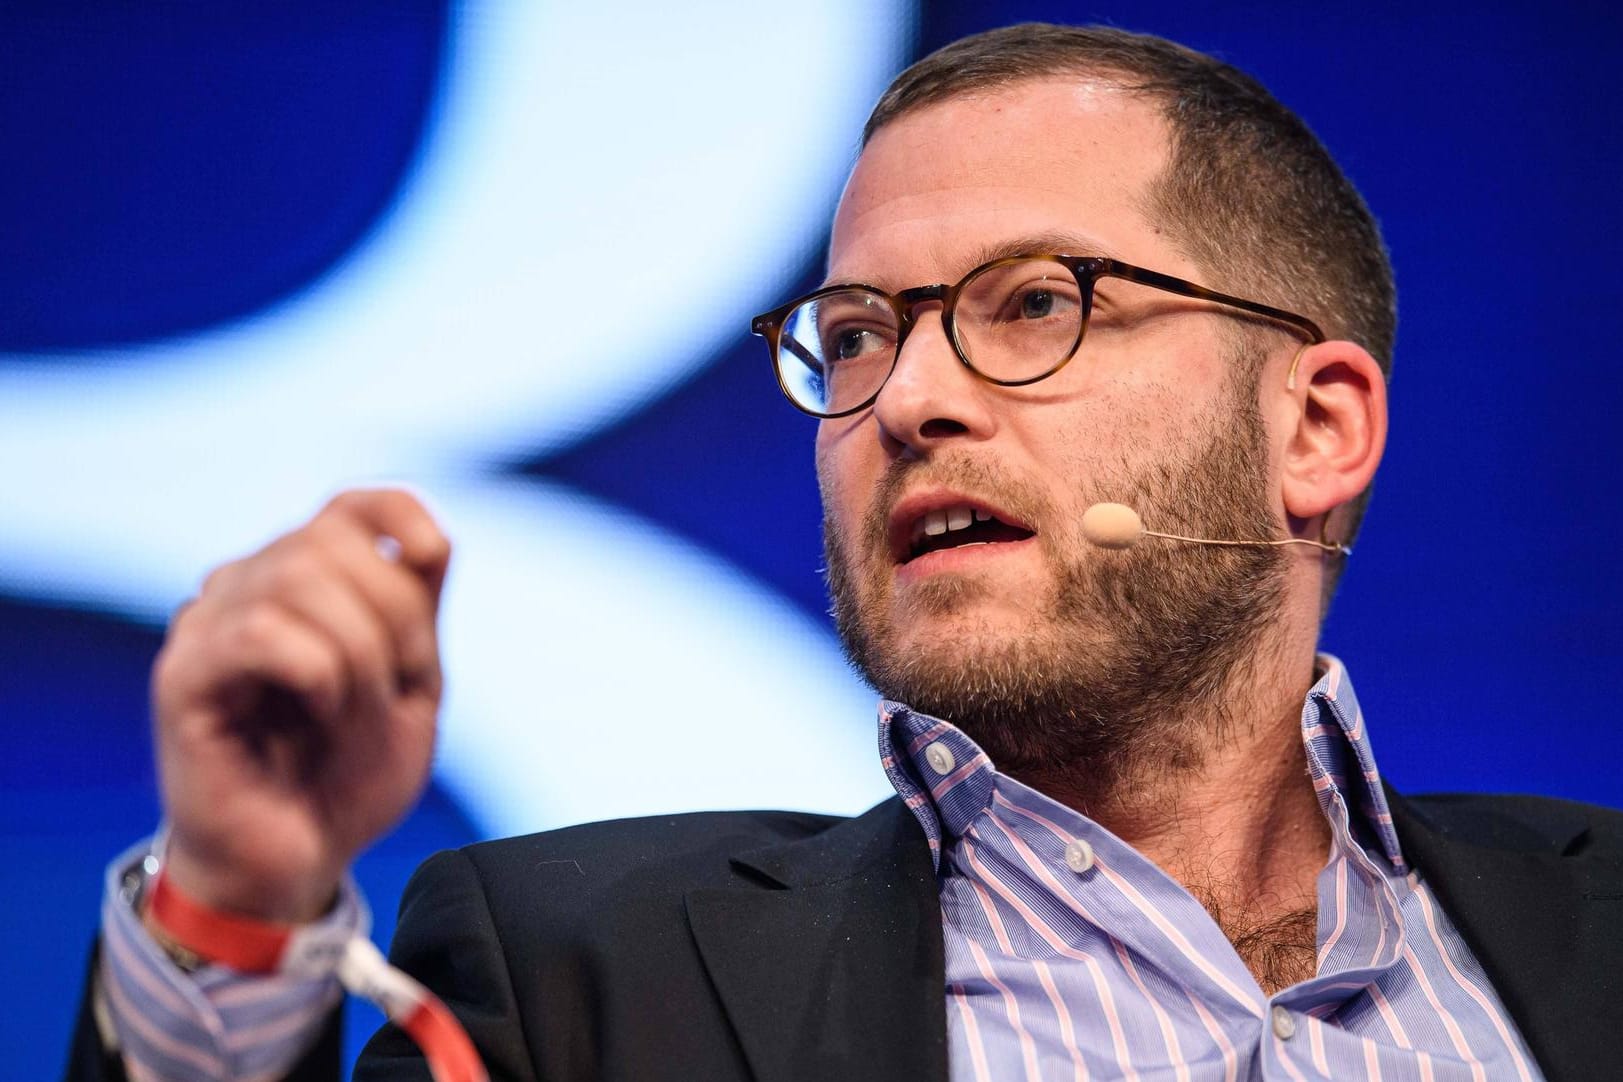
[871,305,998,457]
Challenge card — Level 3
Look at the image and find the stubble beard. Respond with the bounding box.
[824,380,1289,792]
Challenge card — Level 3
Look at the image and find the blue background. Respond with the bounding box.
[3,2,1620,1076]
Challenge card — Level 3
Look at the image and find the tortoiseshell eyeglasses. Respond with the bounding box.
[750,254,1324,418]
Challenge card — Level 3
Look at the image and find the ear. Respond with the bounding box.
[1279,340,1387,524]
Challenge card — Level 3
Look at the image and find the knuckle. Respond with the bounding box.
[233,601,289,653]
[324,488,365,515]
[150,639,186,694]
[199,561,242,599]
[158,598,216,673]
[258,543,325,597]
[167,596,203,636]
[319,488,381,533]
[301,642,346,697]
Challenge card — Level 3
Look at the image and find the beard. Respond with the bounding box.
[824,374,1289,787]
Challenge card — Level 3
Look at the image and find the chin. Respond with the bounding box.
[896,572,995,616]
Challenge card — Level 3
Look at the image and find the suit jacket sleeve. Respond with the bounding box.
[354,847,537,1081]
[60,850,523,1082]
[59,940,345,1082]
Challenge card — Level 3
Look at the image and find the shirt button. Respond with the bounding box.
[924,741,956,776]
[1271,1005,1297,1040]
[1063,838,1095,874]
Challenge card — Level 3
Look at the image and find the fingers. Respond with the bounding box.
[162,595,348,727]
[278,510,444,699]
[158,488,450,727]
[149,489,451,918]
[242,546,401,717]
[314,520,443,695]
[311,489,448,694]
[321,488,453,598]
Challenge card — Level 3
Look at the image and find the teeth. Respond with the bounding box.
[905,504,1013,558]
[915,505,986,545]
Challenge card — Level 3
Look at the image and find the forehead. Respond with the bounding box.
[828,77,1180,288]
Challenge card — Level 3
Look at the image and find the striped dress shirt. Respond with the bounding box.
[101,657,1544,1080]
[880,655,1544,1081]
[98,841,361,1082]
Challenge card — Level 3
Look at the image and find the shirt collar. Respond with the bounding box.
[878,653,1406,873]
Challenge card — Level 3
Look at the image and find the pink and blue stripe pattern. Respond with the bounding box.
[100,656,1543,1080]
[880,656,1544,1082]
[98,839,361,1082]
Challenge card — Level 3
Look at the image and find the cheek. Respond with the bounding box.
[815,423,874,535]
[1073,379,1196,468]
[1031,389,1172,487]
[812,436,840,513]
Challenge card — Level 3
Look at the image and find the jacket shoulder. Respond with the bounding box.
[1397,790,1623,858]
[461,808,849,887]
[405,808,857,939]
[366,809,864,1080]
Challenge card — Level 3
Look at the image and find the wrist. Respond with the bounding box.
[107,834,481,1080]
[161,835,340,925]
[127,843,360,979]
[142,868,298,973]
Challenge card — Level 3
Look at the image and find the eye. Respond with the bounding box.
[813,304,896,364]
[830,326,885,361]
[1020,289,1057,319]
[785,291,896,371]
[1008,281,1081,321]
[982,275,1081,325]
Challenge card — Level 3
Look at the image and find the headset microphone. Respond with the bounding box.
[1080,502,1350,556]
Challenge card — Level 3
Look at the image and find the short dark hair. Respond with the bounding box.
[863,23,1395,551]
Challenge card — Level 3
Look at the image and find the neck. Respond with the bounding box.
[1011,639,1329,993]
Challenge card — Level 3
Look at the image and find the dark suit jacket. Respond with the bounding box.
[66,790,1623,1082]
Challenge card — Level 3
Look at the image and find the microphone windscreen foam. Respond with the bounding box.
[1081,502,1143,549]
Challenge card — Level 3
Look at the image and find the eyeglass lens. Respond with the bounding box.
[777,258,1086,416]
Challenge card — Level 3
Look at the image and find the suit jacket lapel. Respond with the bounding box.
[1387,786,1623,1082]
[687,784,1620,1082]
[685,798,948,1082]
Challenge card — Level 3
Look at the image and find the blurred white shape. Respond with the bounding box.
[433,478,887,837]
[0,1,912,832]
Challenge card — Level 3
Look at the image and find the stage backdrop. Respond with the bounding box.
[3,3,1619,1074]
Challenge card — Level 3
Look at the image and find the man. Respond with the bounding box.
[68,22,1621,1082]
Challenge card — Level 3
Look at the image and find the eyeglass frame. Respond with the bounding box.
[750,253,1327,419]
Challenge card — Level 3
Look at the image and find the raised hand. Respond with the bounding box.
[151,489,451,923]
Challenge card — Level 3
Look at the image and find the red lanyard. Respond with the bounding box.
[149,869,488,1082]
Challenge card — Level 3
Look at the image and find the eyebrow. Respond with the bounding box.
[821,229,1121,291]
[966,230,1117,269]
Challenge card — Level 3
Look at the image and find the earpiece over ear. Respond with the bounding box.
[1278,340,1387,525]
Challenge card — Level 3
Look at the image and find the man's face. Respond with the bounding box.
[817,78,1289,771]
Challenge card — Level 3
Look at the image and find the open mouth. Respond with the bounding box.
[901,504,1035,563]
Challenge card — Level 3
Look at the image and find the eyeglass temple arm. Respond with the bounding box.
[1104,262,1326,344]
[779,333,822,376]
